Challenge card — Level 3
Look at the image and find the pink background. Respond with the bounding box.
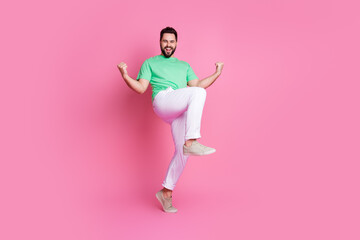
[1,0,359,239]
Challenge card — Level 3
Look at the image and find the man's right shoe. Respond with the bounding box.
[156,190,178,213]
[183,141,216,156]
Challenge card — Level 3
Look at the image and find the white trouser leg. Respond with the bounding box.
[152,86,207,139]
[152,87,207,190]
[162,111,189,190]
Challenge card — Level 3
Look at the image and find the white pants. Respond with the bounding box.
[152,86,207,190]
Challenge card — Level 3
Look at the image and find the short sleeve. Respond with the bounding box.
[186,64,198,82]
[137,60,151,81]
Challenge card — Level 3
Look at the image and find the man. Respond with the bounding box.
[117,27,224,213]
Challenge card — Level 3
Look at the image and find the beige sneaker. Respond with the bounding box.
[183,141,216,156]
[156,190,178,213]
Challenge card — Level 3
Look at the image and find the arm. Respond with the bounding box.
[188,62,224,88]
[117,62,150,94]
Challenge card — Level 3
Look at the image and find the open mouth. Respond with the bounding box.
[165,48,172,52]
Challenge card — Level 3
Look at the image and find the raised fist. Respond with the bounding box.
[215,62,224,74]
[117,62,128,76]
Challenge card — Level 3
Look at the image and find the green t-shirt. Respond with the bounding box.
[136,55,198,101]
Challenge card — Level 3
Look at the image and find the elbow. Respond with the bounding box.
[137,88,146,94]
[197,82,205,88]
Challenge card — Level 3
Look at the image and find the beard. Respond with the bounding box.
[161,46,177,58]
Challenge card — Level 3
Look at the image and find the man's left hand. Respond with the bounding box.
[215,62,224,74]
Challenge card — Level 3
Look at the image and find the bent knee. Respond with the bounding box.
[192,87,207,97]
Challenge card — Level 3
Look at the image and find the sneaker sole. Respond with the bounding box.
[183,149,216,156]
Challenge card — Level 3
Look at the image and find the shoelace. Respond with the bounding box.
[193,141,208,150]
[164,196,173,207]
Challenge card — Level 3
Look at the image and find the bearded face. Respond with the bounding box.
[160,33,177,58]
[161,45,177,58]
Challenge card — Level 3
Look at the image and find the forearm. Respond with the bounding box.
[198,71,221,88]
[122,73,145,94]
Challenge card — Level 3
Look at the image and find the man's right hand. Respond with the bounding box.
[117,62,128,76]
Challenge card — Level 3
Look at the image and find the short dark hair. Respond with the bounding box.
[160,27,177,41]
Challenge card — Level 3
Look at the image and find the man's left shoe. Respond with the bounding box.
[183,141,216,156]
